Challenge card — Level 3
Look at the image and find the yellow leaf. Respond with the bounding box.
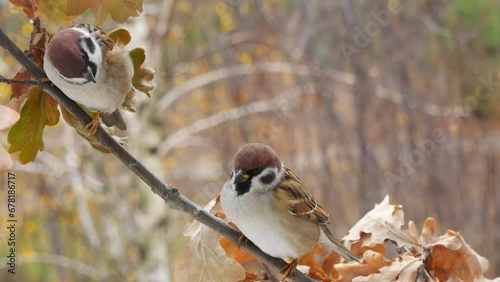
[108,28,131,46]
[66,0,144,25]
[10,0,145,29]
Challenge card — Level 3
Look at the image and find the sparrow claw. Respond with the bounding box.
[83,112,102,136]
[280,259,297,279]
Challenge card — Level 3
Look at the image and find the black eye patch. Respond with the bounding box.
[81,37,95,54]
[260,173,275,184]
[80,51,98,78]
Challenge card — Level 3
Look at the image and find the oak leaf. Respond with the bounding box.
[108,28,132,46]
[352,254,423,282]
[65,0,143,25]
[426,230,489,281]
[343,195,419,251]
[8,87,59,164]
[10,69,32,100]
[9,0,36,19]
[10,0,144,29]
[335,250,392,281]
[106,29,154,111]
[129,48,155,98]
[306,265,332,282]
[174,216,246,282]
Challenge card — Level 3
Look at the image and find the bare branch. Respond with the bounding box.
[187,31,278,62]
[159,84,314,155]
[375,85,467,117]
[0,27,316,282]
[159,60,461,118]
[0,75,39,85]
[158,61,355,110]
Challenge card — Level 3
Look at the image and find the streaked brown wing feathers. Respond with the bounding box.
[275,167,329,225]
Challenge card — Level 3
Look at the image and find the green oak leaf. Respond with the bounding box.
[8,87,60,164]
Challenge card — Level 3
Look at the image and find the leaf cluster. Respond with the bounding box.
[175,196,499,282]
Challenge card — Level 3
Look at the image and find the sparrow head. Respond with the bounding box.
[45,26,104,85]
[231,143,284,196]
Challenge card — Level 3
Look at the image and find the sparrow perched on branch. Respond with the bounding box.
[43,24,134,135]
[220,143,358,277]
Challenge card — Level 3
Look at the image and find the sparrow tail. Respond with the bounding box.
[102,109,127,130]
[319,225,359,262]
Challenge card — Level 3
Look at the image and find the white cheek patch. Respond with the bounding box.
[72,28,103,78]
[249,167,283,194]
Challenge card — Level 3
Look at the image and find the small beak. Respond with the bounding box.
[82,66,96,83]
[233,170,249,184]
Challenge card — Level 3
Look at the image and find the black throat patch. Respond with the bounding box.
[235,179,252,196]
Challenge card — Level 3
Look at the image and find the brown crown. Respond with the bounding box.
[233,143,282,171]
[47,28,86,78]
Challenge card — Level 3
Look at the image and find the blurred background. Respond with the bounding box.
[0,0,499,281]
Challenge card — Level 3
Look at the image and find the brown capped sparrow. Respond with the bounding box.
[43,24,134,135]
[220,143,358,277]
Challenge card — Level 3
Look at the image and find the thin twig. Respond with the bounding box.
[0,27,316,282]
[28,18,42,57]
[158,61,354,110]
[158,84,313,155]
[0,75,40,85]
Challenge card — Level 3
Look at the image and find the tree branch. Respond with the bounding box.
[0,28,316,282]
[159,84,314,155]
[0,75,40,85]
[158,61,355,110]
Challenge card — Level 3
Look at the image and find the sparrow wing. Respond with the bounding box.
[276,166,359,262]
[275,166,330,225]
